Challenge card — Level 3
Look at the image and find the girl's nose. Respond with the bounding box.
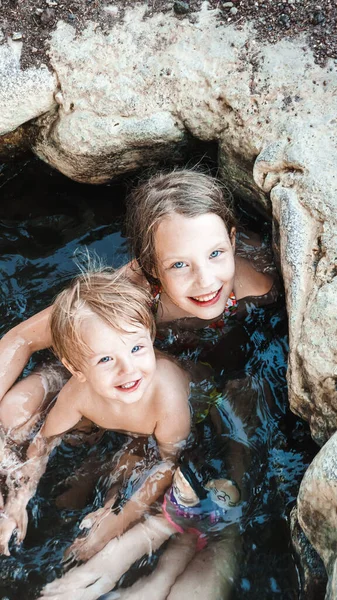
[194,264,214,289]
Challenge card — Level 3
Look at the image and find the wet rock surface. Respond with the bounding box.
[290,506,327,600]
[297,432,337,599]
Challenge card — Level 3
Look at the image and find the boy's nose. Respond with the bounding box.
[117,356,135,376]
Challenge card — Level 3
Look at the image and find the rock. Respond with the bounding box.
[312,11,325,26]
[230,7,238,16]
[290,506,327,600]
[12,31,23,40]
[222,2,234,7]
[40,8,55,25]
[173,1,189,15]
[0,41,56,135]
[278,14,291,28]
[297,432,337,599]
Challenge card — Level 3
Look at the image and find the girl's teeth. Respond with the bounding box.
[193,291,218,302]
[120,381,137,389]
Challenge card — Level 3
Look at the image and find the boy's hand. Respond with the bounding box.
[0,502,28,555]
[0,513,17,555]
[64,510,124,563]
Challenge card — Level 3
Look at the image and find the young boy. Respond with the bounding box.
[0,269,191,561]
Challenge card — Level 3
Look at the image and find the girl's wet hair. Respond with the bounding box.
[50,268,155,371]
[126,169,236,285]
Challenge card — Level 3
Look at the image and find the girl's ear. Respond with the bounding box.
[230,227,236,251]
[61,358,87,383]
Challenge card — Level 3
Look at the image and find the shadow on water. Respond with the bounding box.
[0,158,318,600]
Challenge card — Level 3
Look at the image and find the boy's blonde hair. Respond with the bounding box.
[50,269,155,371]
[126,169,236,285]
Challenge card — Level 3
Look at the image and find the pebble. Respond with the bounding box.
[35,8,43,14]
[46,0,58,6]
[40,8,55,24]
[278,14,291,28]
[230,7,238,15]
[222,2,234,7]
[312,11,325,26]
[67,13,76,21]
[173,1,189,14]
[12,31,22,40]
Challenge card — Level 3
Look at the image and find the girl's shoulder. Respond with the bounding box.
[233,256,274,301]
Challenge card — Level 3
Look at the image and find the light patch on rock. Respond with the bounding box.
[0,40,56,135]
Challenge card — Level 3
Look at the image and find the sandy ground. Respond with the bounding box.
[0,0,336,69]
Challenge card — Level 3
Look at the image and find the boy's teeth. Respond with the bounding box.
[193,290,218,302]
[120,381,137,389]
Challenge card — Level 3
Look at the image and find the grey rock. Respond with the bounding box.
[173,1,189,15]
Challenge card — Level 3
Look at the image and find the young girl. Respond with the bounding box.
[126,169,275,329]
[0,169,275,421]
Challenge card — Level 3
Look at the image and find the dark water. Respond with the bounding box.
[0,159,317,600]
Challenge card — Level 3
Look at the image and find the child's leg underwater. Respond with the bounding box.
[104,533,198,600]
[167,535,241,600]
[38,516,176,600]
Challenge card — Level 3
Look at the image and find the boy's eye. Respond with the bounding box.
[172,261,187,269]
[209,250,222,259]
[131,345,142,353]
[99,356,112,364]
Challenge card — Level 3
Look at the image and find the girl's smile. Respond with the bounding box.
[189,286,223,306]
[155,213,235,321]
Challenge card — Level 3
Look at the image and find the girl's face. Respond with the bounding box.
[154,213,235,321]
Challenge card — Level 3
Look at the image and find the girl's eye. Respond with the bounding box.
[99,356,112,364]
[172,261,187,269]
[131,345,142,353]
[210,250,222,259]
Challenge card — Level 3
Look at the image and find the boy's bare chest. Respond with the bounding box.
[82,396,157,437]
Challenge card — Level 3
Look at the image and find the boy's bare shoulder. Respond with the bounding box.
[57,376,84,408]
[154,352,190,406]
[155,351,187,378]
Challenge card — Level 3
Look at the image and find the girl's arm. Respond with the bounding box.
[0,306,53,402]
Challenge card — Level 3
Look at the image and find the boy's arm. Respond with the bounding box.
[0,307,53,402]
[154,358,191,461]
[1,382,82,553]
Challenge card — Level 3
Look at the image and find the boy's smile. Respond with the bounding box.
[155,213,235,321]
[72,316,156,405]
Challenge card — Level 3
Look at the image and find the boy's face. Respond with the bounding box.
[72,315,156,405]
